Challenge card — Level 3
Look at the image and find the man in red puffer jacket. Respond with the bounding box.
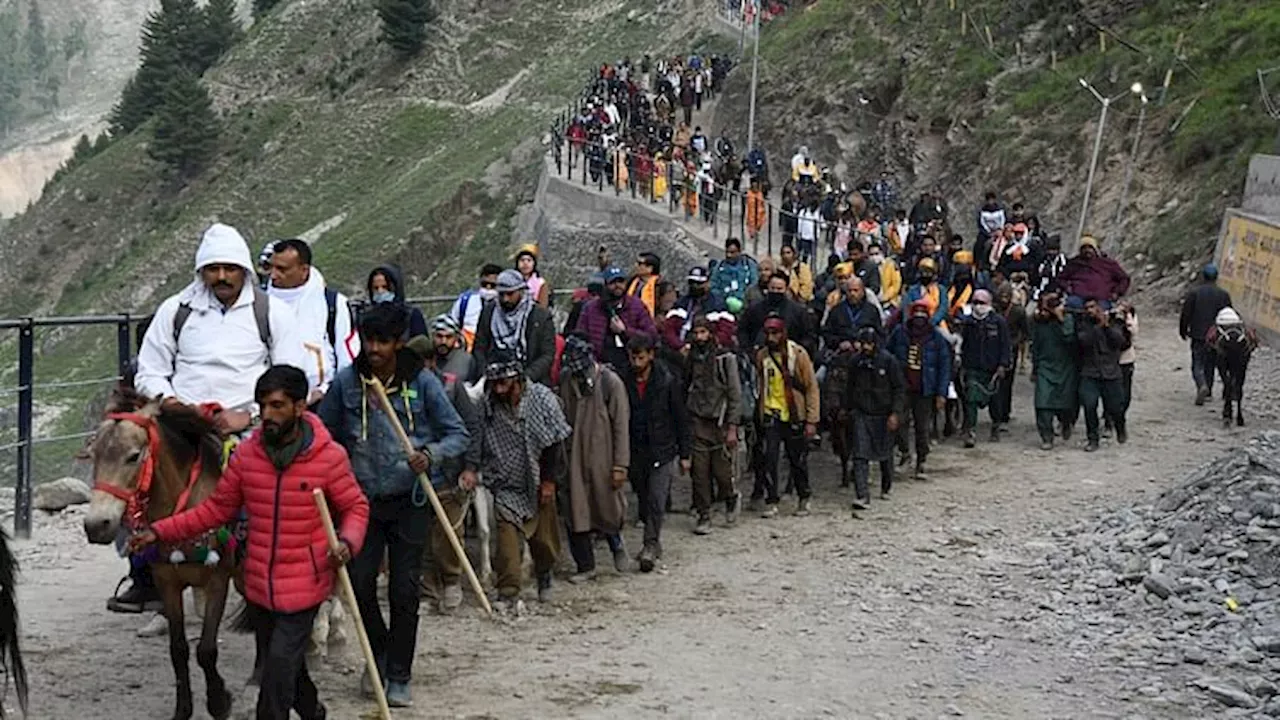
[132,365,369,720]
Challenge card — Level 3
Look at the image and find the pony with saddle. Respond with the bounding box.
[1207,307,1258,428]
[82,390,260,720]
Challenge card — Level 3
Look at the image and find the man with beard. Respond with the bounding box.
[620,334,691,572]
[478,351,573,609]
[578,266,658,371]
[710,237,760,309]
[318,303,469,706]
[887,301,950,479]
[955,289,1011,448]
[741,270,814,353]
[846,327,905,512]
[684,315,743,535]
[1076,298,1131,451]
[133,366,368,720]
[1030,291,1078,450]
[472,269,557,385]
[558,335,631,581]
[778,244,814,303]
[428,314,475,388]
[752,316,820,518]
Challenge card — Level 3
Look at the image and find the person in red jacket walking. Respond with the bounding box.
[131,365,369,720]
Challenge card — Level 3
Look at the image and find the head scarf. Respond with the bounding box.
[561,335,596,379]
[485,357,525,381]
[492,269,533,359]
[431,313,462,337]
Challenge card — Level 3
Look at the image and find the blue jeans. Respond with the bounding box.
[1191,340,1214,393]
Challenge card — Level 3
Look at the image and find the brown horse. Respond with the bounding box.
[0,526,27,719]
[82,391,237,720]
[822,354,855,487]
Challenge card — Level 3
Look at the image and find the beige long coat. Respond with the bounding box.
[559,365,630,534]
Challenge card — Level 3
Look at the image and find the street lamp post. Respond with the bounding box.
[1074,78,1132,248]
[746,1,761,153]
[1113,83,1149,234]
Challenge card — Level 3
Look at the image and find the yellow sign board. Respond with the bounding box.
[1216,210,1280,336]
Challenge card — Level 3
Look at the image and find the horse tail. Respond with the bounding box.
[0,529,28,718]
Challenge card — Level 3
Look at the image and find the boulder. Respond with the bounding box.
[33,477,92,512]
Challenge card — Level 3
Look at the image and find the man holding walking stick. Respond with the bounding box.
[318,303,469,708]
[131,365,369,720]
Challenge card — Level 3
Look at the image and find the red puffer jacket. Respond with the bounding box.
[152,413,369,613]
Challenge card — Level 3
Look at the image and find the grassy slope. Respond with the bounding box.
[0,0,716,478]
[729,0,1279,266]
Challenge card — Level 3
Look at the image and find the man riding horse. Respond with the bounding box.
[84,223,312,720]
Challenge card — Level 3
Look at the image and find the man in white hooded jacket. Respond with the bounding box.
[265,238,359,400]
[136,223,311,427]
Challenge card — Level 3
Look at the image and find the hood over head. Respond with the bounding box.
[367,263,407,302]
[195,224,255,276]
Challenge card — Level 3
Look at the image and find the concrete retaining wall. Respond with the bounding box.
[1214,207,1280,342]
[1243,154,1280,220]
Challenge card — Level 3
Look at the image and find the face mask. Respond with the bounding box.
[908,316,928,331]
[372,290,395,304]
[919,272,936,284]
[972,303,992,319]
[478,287,498,301]
[868,254,884,266]
[689,284,707,297]
[765,291,785,306]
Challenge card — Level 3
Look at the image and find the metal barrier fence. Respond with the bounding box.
[0,292,504,539]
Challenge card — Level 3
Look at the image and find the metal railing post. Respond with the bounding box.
[116,314,132,377]
[767,205,774,257]
[15,318,33,540]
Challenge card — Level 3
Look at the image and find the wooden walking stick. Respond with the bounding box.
[369,378,494,615]
[311,489,391,720]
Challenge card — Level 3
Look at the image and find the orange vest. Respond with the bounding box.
[628,275,659,317]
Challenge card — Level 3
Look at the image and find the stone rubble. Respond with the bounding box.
[1032,431,1280,715]
[33,477,92,512]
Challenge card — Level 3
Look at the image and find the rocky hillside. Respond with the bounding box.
[712,0,1280,277]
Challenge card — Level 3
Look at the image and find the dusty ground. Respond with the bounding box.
[15,312,1280,719]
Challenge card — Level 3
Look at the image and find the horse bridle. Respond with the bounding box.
[93,411,204,530]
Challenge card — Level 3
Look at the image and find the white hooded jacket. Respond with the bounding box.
[135,224,311,410]
[268,265,359,394]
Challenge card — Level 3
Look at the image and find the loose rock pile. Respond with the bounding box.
[1037,432,1280,714]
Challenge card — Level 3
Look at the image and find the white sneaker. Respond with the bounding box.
[137,612,168,638]
[440,583,463,612]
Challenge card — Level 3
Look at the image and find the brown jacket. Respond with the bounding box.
[754,340,820,425]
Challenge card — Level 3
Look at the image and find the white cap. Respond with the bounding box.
[194,223,254,275]
[1216,307,1243,326]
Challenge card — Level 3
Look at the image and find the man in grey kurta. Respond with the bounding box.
[558,335,631,580]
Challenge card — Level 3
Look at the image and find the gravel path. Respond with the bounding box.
[16,312,1280,719]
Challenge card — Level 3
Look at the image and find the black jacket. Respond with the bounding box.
[471,301,557,386]
[845,349,905,417]
[621,361,692,466]
[740,296,812,351]
[1076,318,1130,381]
[852,258,881,295]
[1179,283,1232,342]
[822,298,883,347]
[957,313,1011,372]
[367,263,428,338]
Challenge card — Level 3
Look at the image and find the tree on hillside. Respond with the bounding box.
[252,0,281,20]
[108,0,209,137]
[0,6,21,134]
[25,0,47,80]
[199,0,243,69]
[376,0,435,57]
[149,68,220,178]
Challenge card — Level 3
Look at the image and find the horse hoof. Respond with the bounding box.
[1238,418,1246,427]
[208,689,233,720]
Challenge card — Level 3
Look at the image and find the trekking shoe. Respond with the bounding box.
[1039,439,1053,451]
[568,569,597,584]
[1115,426,1128,444]
[795,498,811,517]
[989,425,1001,442]
[913,461,926,480]
[897,448,911,467]
[963,430,976,449]
[1085,441,1100,453]
[637,546,657,573]
[725,494,741,525]
[693,516,713,535]
[760,504,779,519]
[440,583,463,613]
[1061,423,1073,442]
[536,572,552,603]
[879,489,892,501]
[851,497,869,511]
[386,681,413,708]
[137,612,168,638]
[107,578,162,614]
[612,546,629,573]
[747,497,763,513]
[1195,385,1209,406]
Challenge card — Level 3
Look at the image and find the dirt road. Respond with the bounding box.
[16,312,1278,719]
